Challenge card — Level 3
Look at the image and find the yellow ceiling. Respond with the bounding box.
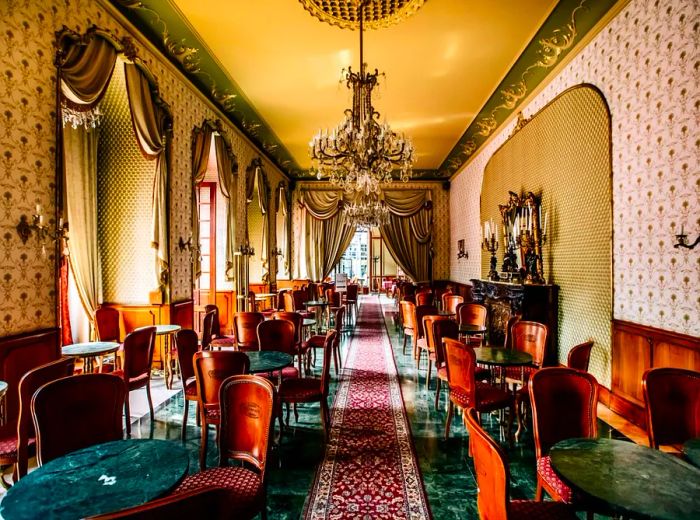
[172,0,558,171]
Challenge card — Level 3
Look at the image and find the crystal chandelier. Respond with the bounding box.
[343,193,390,229]
[309,1,414,195]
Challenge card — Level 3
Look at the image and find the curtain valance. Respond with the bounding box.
[59,35,117,108]
[301,190,344,220]
[382,189,431,217]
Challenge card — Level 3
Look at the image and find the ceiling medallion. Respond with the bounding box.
[299,0,427,30]
[309,1,415,195]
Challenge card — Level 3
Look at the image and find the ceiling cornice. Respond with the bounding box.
[109,0,618,181]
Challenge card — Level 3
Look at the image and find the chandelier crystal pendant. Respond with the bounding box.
[343,193,390,229]
[309,1,415,195]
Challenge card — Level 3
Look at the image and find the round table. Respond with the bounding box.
[62,341,120,373]
[472,347,533,367]
[0,439,189,520]
[683,437,700,467]
[304,300,329,333]
[458,323,487,343]
[550,438,700,520]
[245,351,293,374]
[136,324,182,388]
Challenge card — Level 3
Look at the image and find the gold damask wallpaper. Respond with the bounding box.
[0,0,286,336]
[450,0,699,385]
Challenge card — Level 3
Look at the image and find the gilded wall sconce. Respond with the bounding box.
[673,224,699,250]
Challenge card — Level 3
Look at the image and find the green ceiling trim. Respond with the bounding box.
[437,0,619,178]
[109,0,618,181]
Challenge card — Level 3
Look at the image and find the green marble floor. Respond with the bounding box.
[134,295,626,518]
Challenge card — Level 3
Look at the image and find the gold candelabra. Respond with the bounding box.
[499,191,547,284]
[481,219,500,281]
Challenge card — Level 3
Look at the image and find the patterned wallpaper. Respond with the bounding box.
[450,0,699,346]
[480,86,612,385]
[0,0,287,336]
[292,181,450,281]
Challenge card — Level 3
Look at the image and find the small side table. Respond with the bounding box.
[62,342,120,373]
[135,325,181,389]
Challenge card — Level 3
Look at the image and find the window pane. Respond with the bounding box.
[200,204,210,221]
[199,276,210,290]
[199,186,210,200]
[200,223,210,239]
[201,238,210,255]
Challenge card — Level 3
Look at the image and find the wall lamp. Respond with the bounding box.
[16,205,68,251]
[673,224,698,250]
[457,239,468,259]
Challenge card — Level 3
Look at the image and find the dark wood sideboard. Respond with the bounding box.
[470,279,559,366]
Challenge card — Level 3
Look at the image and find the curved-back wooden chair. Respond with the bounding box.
[344,284,359,325]
[175,329,201,441]
[233,312,265,352]
[529,367,598,504]
[207,304,236,349]
[443,295,464,316]
[443,338,513,440]
[465,407,578,520]
[432,319,459,408]
[280,330,337,439]
[456,303,488,344]
[415,291,433,306]
[13,358,75,480]
[420,314,450,383]
[175,375,275,519]
[566,341,594,373]
[400,300,417,355]
[503,314,521,349]
[32,373,126,465]
[201,310,215,351]
[439,290,453,310]
[193,351,250,470]
[642,367,700,449]
[257,319,299,380]
[94,306,121,371]
[271,311,306,375]
[113,327,156,436]
[414,304,438,362]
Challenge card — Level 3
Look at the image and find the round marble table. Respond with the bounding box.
[304,300,329,333]
[472,347,533,367]
[683,437,700,468]
[245,350,293,374]
[550,438,700,520]
[62,341,120,373]
[458,323,487,343]
[0,439,189,520]
[135,324,182,388]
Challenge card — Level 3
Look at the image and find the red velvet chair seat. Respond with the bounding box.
[184,379,197,397]
[203,408,221,422]
[111,370,148,388]
[510,500,577,519]
[450,382,512,412]
[504,365,538,382]
[303,335,325,350]
[0,434,25,459]
[210,336,235,348]
[259,366,299,380]
[175,466,263,516]
[536,455,573,503]
[279,378,323,402]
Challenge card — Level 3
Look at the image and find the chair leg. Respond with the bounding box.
[146,383,154,423]
[285,402,291,426]
[124,393,131,436]
[320,399,330,440]
[426,359,432,389]
[293,403,299,423]
[416,349,422,370]
[195,403,200,426]
[535,479,544,501]
[402,333,407,354]
[181,398,189,441]
[506,403,514,448]
[444,401,454,440]
[333,345,339,375]
[199,418,208,470]
[434,378,441,408]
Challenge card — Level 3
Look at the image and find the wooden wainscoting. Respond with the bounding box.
[170,299,194,330]
[0,328,60,426]
[611,319,700,428]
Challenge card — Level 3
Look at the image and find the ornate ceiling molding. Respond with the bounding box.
[298,0,427,30]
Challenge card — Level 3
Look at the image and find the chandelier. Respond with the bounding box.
[343,194,390,229]
[309,1,414,195]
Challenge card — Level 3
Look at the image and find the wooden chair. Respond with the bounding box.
[271,311,307,375]
[529,367,598,505]
[464,407,578,520]
[232,312,265,352]
[280,330,336,439]
[201,310,215,351]
[87,487,239,520]
[414,304,438,365]
[439,290,453,310]
[642,367,700,450]
[400,300,417,355]
[443,295,464,316]
[175,329,201,441]
[344,284,359,325]
[456,303,487,344]
[566,341,594,373]
[415,290,433,306]
[304,307,344,374]
[194,350,250,470]
[421,314,451,385]
[443,338,513,440]
[175,375,274,520]
[257,319,299,380]
[288,290,314,319]
[112,327,156,436]
[11,358,75,481]
[95,306,122,371]
[207,304,236,349]
[432,319,459,408]
[32,373,126,465]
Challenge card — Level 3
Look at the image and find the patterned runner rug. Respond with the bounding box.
[303,295,432,519]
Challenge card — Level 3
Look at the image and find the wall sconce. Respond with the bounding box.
[674,224,699,250]
[16,205,68,253]
[178,236,193,251]
[271,247,283,257]
[457,239,468,259]
[239,244,255,256]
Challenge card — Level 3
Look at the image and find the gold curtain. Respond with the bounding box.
[58,34,117,327]
[246,164,269,277]
[301,190,355,281]
[124,63,170,294]
[379,190,433,282]
[276,185,290,278]
[190,125,212,279]
[215,135,238,281]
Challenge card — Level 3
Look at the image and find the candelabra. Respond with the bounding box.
[271,247,283,257]
[16,205,69,256]
[481,222,500,282]
[239,244,255,257]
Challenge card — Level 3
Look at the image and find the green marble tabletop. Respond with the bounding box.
[458,323,487,335]
[62,341,120,358]
[303,318,317,327]
[245,351,293,374]
[550,438,700,520]
[304,300,329,306]
[683,437,700,468]
[473,347,533,366]
[136,324,181,335]
[0,380,7,398]
[0,439,189,520]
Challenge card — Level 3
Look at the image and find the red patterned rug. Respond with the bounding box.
[303,295,432,519]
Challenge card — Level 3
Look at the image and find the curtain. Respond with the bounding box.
[58,35,116,330]
[190,125,212,279]
[215,135,238,281]
[124,63,170,293]
[276,185,289,277]
[379,190,433,282]
[246,163,269,279]
[301,190,355,281]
